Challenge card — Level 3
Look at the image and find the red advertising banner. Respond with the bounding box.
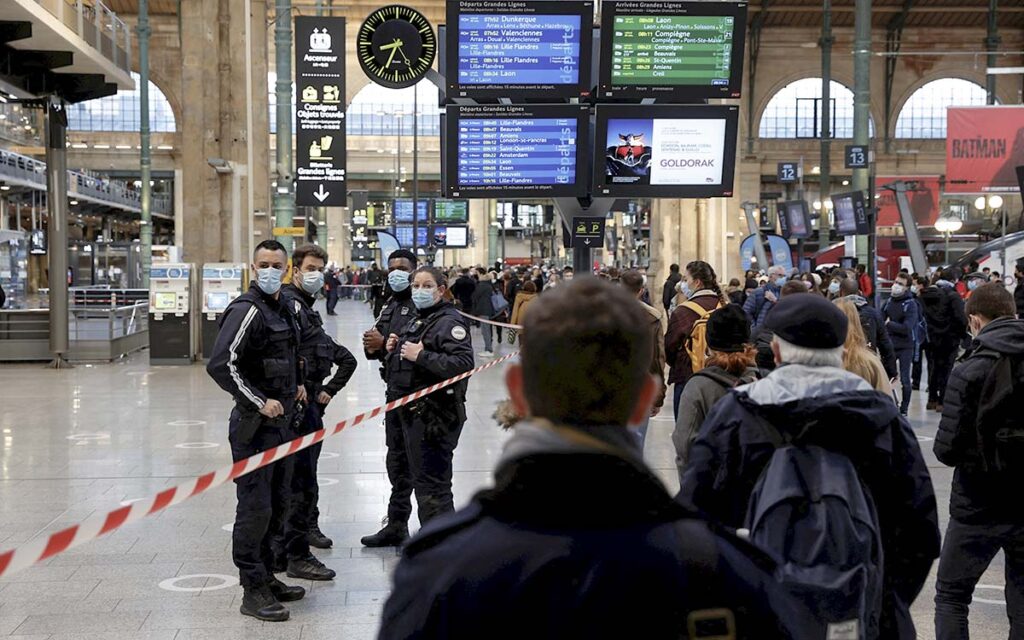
[875,176,941,227]
[946,106,1024,193]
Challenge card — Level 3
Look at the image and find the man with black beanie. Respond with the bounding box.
[361,248,419,547]
[679,294,940,638]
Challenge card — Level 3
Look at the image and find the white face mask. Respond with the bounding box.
[890,283,906,297]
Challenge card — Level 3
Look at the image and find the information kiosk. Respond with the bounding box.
[200,263,245,360]
[148,263,197,365]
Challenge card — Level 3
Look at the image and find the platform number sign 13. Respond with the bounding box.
[777,162,798,184]
[845,145,868,169]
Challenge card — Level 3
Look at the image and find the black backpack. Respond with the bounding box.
[975,351,1024,475]
[744,422,884,640]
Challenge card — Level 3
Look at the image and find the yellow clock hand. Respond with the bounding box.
[385,45,398,69]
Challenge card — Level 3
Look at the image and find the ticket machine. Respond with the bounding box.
[148,263,197,364]
[200,263,245,359]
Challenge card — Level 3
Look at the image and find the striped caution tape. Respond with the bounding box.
[457,310,524,330]
[0,351,519,579]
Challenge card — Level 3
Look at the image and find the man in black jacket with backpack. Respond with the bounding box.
[933,282,1024,640]
[679,294,940,638]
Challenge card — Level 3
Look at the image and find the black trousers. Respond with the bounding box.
[326,290,339,313]
[912,344,926,389]
[384,401,465,525]
[927,343,959,404]
[228,408,294,588]
[281,403,324,561]
[934,518,1024,640]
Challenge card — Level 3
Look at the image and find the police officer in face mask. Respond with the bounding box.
[383,267,474,525]
[276,244,358,579]
[206,240,307,622]
[361,249,420,547]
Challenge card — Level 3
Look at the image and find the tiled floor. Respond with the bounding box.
[0,297,1012,639]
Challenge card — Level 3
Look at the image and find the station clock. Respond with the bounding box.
[357,5,436,89]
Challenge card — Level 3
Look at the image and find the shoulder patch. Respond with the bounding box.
[401,307,410,316]
[451,325,468,341]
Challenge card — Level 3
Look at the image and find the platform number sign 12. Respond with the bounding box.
[777,162,798,184]
[845,145,868,169]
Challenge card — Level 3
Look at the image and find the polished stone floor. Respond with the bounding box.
[0,298,1011,639]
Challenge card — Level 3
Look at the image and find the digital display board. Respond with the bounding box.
[594,104,738,198]
[832,191,870,236]
[394,225,429,248]
[445,103,589,198]
[393,198,429,223]
[447,0,593,100]
[599,0,747,100]
[778,200,811,239]
[431,225,469,248]
[433,199,470,223]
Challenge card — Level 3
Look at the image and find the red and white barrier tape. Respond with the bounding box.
[0,351,518,579]
[457,310,524,330]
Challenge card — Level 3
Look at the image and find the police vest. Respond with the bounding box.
[387,303,469,400]
[286,288,335,386]
[224,289,300,401]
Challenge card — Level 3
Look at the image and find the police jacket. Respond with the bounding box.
[380,421,801,640]
[282,285,357,397]
[365,292,417,370]
[934,317,1024,524]
[678,364,940,639]
[386,300,474,397]
[206,284,300,412]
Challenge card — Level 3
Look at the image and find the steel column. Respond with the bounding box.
[274,0,296,250]
[818,0,832,249]
[986,0,1000,104]
[852,0,871,263]
[45,98,70,367]
[138,0,152,286]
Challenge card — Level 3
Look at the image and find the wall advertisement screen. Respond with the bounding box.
[832,190,870,236]
[593,104,738,198]
[447,0,594,99]
[445,103,590,198]
[778,200,811,239]
[946,106,1024,193]
[431,225,469,247]
[598,0,747,100]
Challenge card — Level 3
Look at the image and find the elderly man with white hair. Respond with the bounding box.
[742,264,787,329]
[678,293,940,639]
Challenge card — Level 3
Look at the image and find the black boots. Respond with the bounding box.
[360,519,409,548]
[307,523,333,549]
[268,575,306,602]
[287,555,337,581]
[240,585,289,622]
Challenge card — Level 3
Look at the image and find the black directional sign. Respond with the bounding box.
[777,162,798,184]
[572,217,606,249]
[844,145,868,169]
[295,16,346,207]
[350,190,374,261]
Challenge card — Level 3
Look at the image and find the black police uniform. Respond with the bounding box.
[280,285,357,560]
[365,289,417,525]
[206,283,301,589]
[386,299,474,524]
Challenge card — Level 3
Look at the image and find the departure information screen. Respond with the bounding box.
[447,0,593,99]
[599,0,747,100]
[445,104,589,198]
[393,199,428,223]
[433,199,469,223]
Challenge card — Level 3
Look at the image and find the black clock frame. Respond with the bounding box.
[357,4,437,89]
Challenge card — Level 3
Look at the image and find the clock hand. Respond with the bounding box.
[385,45,398,69]
[395,43,412,65]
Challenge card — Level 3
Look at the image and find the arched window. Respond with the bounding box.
[347,79,440,136]
[894,78,990,139]
[67,72,176,132]
[758,78,872,139]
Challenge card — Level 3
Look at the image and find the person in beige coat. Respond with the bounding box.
[510,281,538,328]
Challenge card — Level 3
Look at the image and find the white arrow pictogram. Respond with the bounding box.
[313,184,330,202]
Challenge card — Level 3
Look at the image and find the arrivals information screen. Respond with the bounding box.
[445,104,589,198]
[447,0,593,99]
[594,104,738,198]
[599,0,747,100]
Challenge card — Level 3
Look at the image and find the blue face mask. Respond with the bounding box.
[412,287,437,310]
[388,269,410,292]
[828,281,841,295]
[968,279,980,291]
[298,270,324,295]
[774,276,787,287]
[255,267,283,295]
[679,281,692,298]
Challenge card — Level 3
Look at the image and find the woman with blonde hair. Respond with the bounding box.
[834,299,893,397]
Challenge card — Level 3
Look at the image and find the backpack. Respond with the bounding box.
[975,351,1024,475]
[744,423,884,640]
[681,300,720,373]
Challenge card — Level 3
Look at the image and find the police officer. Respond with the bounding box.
[360,249,419,547]
[206,239,306,622]
[382,266,474,528]
[278,244,358,579]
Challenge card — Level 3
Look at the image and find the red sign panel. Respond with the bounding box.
[875,176,941,227]
[946,106,1024,193]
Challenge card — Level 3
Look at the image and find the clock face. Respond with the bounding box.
[358,5,436,90]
